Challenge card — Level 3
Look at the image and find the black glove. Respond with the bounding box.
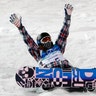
[10,13,23,29]
[64,4,73,20]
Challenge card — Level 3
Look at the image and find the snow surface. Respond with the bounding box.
[0,0,96,96]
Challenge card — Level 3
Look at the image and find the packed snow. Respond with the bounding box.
[0,0,96,96]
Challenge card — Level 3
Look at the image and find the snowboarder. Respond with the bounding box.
[9,4,73,69]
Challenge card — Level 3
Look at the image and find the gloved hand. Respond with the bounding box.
[64,4,73,20]
[10,13,23,29]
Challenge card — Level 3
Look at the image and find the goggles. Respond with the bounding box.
[41,36,51,43]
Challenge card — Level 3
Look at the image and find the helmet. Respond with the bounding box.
[37,32,53,50]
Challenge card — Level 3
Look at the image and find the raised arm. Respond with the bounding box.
[9,14,40,62]
[55,4,73,54]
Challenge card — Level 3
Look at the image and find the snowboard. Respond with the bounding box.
[15,66,96,92]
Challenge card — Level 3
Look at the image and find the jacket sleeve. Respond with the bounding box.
[55,17,71,54]
[18,26,41,62]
